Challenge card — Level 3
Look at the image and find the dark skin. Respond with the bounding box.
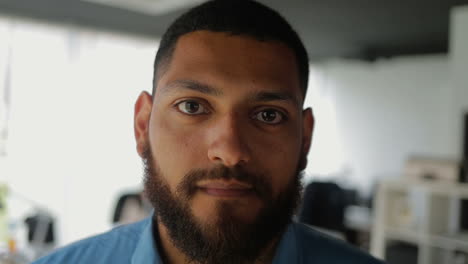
[134,31,314,264]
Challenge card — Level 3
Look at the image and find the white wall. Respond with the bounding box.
[303,5,468,193]
[305,55,455,194]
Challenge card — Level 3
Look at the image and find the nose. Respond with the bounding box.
[207,114,251,167]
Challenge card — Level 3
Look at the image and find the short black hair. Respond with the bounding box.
[153,0,309,98]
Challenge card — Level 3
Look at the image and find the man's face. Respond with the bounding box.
[134,30,313,263]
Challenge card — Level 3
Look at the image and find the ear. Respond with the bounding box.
[134,91,153,157]
[299,107,314,170]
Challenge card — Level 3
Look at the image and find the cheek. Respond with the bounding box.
[248,128,302,195]
[148,114,207,189]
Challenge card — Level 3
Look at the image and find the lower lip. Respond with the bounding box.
[199,187,253,198]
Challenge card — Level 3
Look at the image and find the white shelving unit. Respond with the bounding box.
[371,179,468,264]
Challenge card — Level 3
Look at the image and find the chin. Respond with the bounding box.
[194,196,262,222]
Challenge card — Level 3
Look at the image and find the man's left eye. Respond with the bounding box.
[176,100,207,115]
[253,109,286,124]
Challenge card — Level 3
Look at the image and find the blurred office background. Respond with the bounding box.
[0,0,468,263]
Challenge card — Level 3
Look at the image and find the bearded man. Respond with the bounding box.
[34,0,383,263]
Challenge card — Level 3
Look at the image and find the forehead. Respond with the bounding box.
[156,31,302,103]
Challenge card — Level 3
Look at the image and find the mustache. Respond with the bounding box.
[177,165,272,200]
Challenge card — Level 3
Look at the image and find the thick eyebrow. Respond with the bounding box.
[160,79,223,96]
[250,91,300,108]
[160,79,300,107]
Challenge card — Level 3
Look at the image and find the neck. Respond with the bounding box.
[156,220,190,264]
[154,217,279,264]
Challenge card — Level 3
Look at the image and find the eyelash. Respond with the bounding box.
[252,109,288,125]
[173,99,288,125]
[174,99,210,115]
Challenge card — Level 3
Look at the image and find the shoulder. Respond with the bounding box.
[32,218,150,264]
[292,222,384,264]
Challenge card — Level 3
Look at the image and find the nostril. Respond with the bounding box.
[207,141,251,167]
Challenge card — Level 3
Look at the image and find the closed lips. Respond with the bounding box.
[197,180,252,190]
[197,181,254,196]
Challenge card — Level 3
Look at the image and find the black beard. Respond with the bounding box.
[143,147,303,264]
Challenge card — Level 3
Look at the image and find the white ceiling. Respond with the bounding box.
[81,0,206,15]
[1,0,467,60]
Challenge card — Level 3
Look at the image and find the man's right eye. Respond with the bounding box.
[176,100,207,115]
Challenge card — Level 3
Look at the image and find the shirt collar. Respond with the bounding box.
[131,216,163,264]
[272,223,299,264]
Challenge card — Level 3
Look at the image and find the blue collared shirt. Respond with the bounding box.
[33,216,383,263]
